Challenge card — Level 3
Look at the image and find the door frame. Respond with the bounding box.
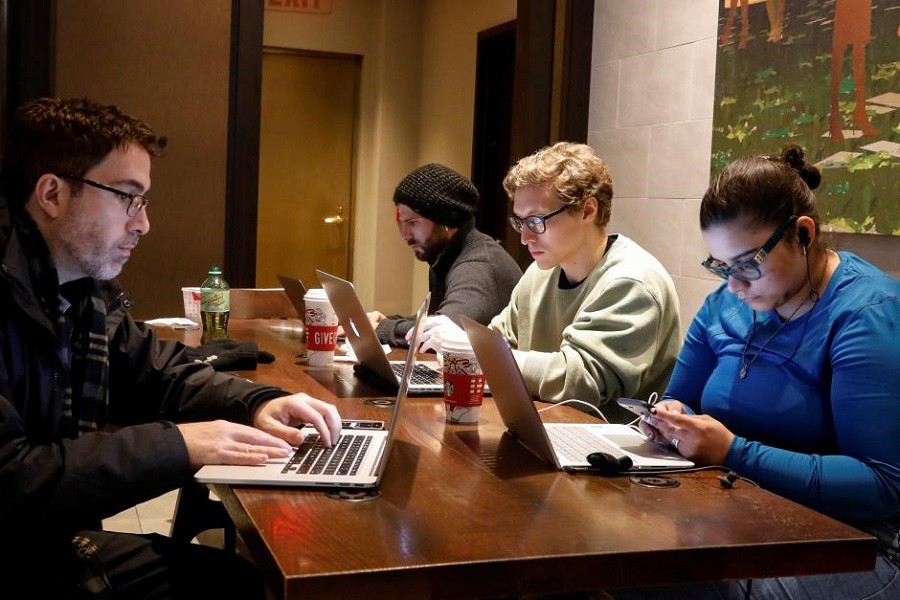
[471,20,516,246]
[0,0,55,138]
[225,0,264,287]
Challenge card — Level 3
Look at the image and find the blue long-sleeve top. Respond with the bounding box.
[666,252,900,540]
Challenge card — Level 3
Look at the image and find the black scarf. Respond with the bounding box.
[15,213,109,436]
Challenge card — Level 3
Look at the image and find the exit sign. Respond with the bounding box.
[265,0,333,14]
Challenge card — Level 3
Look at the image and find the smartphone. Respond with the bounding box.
[341,419,385,430]
[616,397,654,419]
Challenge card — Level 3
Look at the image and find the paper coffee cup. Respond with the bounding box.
[304,288,338,367]
[181,287,201,325]
[441,336,485,424]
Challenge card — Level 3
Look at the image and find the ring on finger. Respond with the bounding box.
[671,436,681,450]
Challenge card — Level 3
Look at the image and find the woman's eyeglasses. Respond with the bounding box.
[701,215,798,282]
[56,174,150,217]
[508,205,569,235]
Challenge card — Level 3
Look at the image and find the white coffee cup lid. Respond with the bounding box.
[304,288,329,301]
[440,333,473,353]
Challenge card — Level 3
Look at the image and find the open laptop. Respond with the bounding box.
[276,274,307,319]
[193,294,430,488]
[316,270,444,394]
[461,316,694,472]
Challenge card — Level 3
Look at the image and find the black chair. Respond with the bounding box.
[169,481,236,553]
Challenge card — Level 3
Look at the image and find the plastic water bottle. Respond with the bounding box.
[200,266,229,343]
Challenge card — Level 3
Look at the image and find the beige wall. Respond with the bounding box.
[265,0,515,314]
[51,0,516,318]
[55,1,232,319]
[419,1,518,169]
[588,0,900,330]
[411,0,517,304]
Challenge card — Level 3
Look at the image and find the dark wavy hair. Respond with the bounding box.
[0,97,167,213]
[700,144,822,247]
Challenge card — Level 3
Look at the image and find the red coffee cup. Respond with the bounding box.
[440,336,484,424]
[304,288,338,366]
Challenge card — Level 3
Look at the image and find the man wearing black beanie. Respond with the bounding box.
[370,163,522,347]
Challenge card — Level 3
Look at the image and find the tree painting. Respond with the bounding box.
[713,0,900,235]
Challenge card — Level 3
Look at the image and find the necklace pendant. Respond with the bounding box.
[739,366,747,379]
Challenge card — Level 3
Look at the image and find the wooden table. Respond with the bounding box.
[162,319,877,599]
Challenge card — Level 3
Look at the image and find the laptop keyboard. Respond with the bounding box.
[391,362,441,386]
[547,426,619,463]
[282,433,371,476]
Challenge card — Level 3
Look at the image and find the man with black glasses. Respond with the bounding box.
[0,98,341,598]
[416,142,681,423]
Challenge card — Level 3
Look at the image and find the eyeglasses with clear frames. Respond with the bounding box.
[508,204,569,235]
[701,215,798,282]
[56,174,150,217]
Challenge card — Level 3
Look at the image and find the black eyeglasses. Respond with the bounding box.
[56,174,150,217]
[508,205,569,234]
[701,215,798,282]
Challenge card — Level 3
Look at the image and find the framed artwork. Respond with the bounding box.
[712,0,900,235]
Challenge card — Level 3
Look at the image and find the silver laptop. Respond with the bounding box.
[276,274,306,319]
[193,295,430,488]
[317,270,444,394]
[461,316,693,472]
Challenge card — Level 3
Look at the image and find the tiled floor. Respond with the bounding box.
[102,490,229,549]
[102,489,179,536]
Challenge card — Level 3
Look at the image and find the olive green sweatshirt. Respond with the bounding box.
[490,235,681,423]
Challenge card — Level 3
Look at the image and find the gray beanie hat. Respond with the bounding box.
[392,163,479,227]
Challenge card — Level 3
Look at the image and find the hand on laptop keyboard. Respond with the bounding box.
[252,392,343,449]
[177,420,293,468]
[410,314,465,356]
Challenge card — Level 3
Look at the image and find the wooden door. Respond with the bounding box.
[256,49,358,288]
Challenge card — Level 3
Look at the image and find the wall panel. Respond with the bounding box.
[55,0,232,318]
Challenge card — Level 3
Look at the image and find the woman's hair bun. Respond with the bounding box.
[780,143,821,190]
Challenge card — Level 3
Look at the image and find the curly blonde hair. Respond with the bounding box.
[502,142,613,228]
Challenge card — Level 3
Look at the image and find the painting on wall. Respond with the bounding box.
[712,0,900,235]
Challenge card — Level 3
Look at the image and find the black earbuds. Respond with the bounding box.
[719,471,739,489]
[586,452,633,474]
[798,227,810,247]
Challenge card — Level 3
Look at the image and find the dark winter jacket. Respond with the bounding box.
[0,222,288,563]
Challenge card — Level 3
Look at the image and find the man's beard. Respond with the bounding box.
[58,212,137,280]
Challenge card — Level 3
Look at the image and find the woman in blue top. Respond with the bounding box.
[621,145,900,599]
